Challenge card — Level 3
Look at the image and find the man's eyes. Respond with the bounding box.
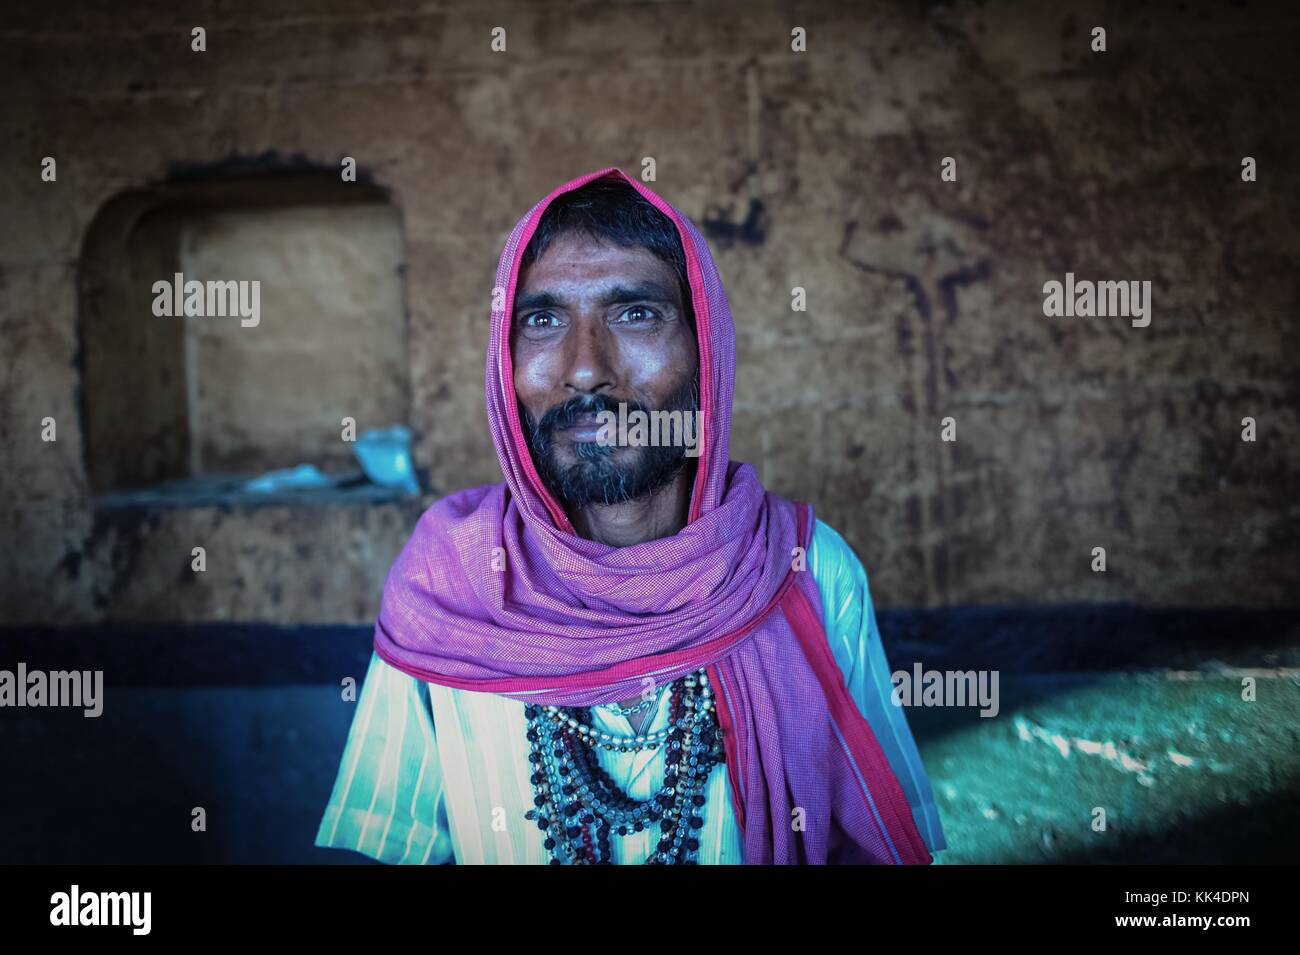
[614,305,660,324]
[517,306,664,330]
[520,311,560,329]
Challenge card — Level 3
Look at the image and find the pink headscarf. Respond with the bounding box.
[374,167,930,864]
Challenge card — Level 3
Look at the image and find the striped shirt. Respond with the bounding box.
[315,518,946,864]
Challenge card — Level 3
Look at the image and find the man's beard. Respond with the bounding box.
[521,373,700,509]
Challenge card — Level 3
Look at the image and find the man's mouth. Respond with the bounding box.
[557,414,606,442]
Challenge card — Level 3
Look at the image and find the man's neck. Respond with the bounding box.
[566,465,695,548]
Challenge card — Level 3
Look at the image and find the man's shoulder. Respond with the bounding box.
[394,483,507,557]
[418,482,505,523]
[808,517,871,594]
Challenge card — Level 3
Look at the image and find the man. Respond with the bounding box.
[315,168,946,864]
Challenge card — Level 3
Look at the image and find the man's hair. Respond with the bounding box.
[519,177,693,322]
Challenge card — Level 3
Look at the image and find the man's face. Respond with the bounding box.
[511,232,699,508]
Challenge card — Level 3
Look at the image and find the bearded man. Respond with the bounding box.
[316,168,946,864]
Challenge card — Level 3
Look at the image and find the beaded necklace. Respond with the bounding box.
[598,692,660,717]
[522,668,725,864]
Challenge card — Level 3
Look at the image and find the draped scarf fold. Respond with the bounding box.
[374,167,931,865]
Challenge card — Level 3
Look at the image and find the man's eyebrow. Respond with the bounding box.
[514,290,564,313]
[513,282,679,315]
[597,282,678,306]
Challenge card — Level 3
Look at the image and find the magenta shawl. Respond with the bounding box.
[373,167,931,865]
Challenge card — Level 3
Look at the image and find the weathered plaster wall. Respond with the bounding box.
[1,1,1297,625]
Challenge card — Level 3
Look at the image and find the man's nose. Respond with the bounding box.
[563,317,616,394]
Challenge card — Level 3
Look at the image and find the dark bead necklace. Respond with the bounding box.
[522,668,725,864]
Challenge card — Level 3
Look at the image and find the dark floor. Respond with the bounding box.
[2,612,1297,864]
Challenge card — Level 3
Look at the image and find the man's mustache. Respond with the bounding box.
[535,392,650,436]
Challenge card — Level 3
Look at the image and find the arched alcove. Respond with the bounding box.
[77,170,414,506]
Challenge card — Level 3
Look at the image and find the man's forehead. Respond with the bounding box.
[516,236,684,304]
[522,234,669,274]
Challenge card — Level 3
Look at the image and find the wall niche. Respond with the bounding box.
[78,171,413,507]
